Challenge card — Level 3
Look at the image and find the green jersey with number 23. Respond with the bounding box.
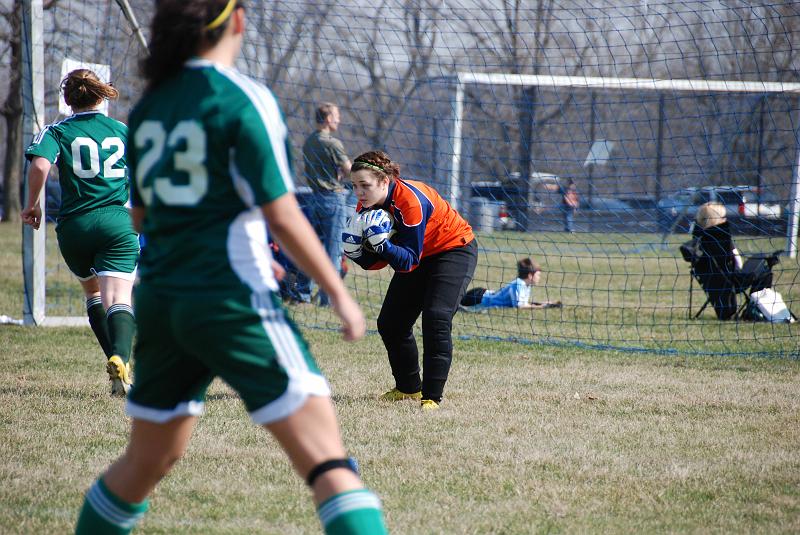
[129,59,295,296]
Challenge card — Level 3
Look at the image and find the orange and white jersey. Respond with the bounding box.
[354,178,474,272]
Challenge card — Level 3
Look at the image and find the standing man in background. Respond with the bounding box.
[297,102,352,306]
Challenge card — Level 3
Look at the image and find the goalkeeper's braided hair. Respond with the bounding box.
[352,151,401,182]
[142,0,245,91]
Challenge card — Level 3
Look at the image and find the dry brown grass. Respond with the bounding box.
[2,224,799,533]
[1,322,798,533]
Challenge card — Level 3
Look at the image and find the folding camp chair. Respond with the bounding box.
[680,240,780,320]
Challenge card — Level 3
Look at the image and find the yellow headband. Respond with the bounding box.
[353,160,385,173]
[205,0,237,30]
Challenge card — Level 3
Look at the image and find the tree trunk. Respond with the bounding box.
[2,111,22,223]
[1,0,22,224]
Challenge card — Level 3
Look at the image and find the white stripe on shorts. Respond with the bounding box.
[248,291,330,425]
[95,269,137,281]
[125,400,205,423]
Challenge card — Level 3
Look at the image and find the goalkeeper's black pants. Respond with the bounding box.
[377,239,478,403]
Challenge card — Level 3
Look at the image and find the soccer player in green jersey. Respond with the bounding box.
[23,69,138,397]
[74,2,388,534]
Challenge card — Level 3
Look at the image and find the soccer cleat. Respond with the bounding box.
[379,388,422,402]
[106,355,132,397]
[420,399,440,411]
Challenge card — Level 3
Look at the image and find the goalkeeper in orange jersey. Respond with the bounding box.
[343,150,478,410]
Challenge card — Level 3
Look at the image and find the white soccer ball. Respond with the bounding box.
[342,214,366,259]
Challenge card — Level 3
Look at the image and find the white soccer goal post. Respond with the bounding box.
[20,0,51,326]
[442,72,800,257]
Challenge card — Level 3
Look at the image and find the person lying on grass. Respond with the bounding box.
[460,257,561,311]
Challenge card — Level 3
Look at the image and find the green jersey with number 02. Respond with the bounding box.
[129,59,295,296]
[25,111,129,219]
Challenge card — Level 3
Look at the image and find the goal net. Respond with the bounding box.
[18,0,800,356]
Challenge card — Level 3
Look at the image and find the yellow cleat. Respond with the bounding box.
[106,355,132,397]
[379,388,422,402]
[420,399,440,411]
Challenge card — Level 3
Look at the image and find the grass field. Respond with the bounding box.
[286,229,799,356]
[21,223,800,355]
[1,223,800,533]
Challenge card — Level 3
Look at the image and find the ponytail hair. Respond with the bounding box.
[351,150,401,183]
[61,69,118,110]
[142,0,242,90]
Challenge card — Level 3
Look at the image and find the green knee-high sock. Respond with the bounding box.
[318,489,387,535]
[75,477,148,535]
[107,304,136,363]
[86,297,112,358]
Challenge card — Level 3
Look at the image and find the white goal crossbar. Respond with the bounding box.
[446,72,800,258]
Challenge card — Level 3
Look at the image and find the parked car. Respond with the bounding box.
[509,172,565,229]
[469,181,516,231]
[527,172,564,216]
[717,186,782,226]
[657,185,785,235]
[470,172,567,230]
[581,196,632,214]
[619,195,657,210]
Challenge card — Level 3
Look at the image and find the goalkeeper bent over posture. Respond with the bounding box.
[344,150,478,411]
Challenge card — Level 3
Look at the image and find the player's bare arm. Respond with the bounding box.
[262,194,365,340]
[22,157,52,230]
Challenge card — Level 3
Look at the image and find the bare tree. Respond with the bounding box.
[463,0,594,155]
[45,0,147,115]
[724,3,800,196]
[245,0,335,120]
[674,3,800,194]
[331,0,444,148]
[0,0,22,223]
[0,0,71,224]
[451,0,590,227]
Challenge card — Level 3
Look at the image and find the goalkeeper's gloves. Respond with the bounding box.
[363,210,394,254]
[342,213,367,259]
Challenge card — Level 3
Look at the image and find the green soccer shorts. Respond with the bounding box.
[127,285,331,425]
[55,205,139,281]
